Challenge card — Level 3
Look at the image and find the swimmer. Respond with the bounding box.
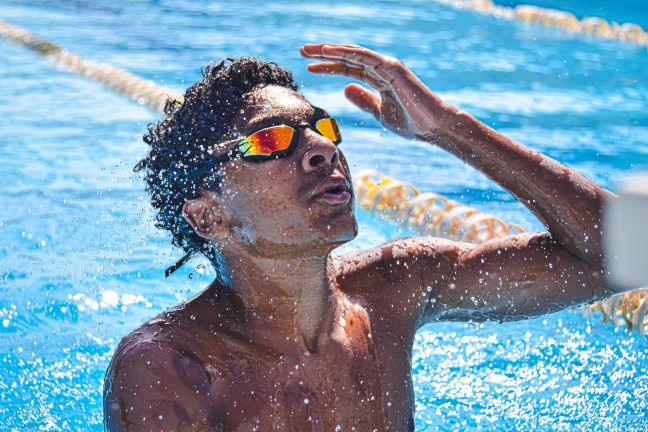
[103,44,618,431]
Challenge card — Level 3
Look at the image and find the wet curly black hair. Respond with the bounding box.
[135,58,297,270]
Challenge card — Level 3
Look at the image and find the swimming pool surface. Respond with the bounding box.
[1,0,647,430]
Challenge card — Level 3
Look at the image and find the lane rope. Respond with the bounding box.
[431,0,648,47]
[0,18,182,114]
[1,18,645,333]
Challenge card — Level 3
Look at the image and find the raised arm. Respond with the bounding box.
[304,44,617,326]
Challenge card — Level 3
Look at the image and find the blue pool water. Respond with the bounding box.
[1,0,647,430]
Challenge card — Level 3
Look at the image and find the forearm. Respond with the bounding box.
[302,44,611,265]
[417,106,613,265]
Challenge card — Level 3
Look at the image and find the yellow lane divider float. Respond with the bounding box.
[353,169,525,242]
[1,19,645,334]
[431,0,648,47]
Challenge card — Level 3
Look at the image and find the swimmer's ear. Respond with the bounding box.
[182,195,230,242]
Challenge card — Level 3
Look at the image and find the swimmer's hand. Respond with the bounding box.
[301,43,453,139]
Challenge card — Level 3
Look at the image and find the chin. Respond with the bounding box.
[316,205,358,244]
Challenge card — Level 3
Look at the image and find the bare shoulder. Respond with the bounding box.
[103,313,224,431]
[333,237,465,333]
[334,236,464,297]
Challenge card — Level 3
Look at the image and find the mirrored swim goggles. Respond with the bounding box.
[165,114,342,277]
[211,116,342,163]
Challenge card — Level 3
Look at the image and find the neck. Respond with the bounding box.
[207,244,341,352]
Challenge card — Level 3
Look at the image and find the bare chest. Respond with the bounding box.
[207,328,414,431]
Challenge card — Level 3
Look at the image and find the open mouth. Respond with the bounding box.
[313,183,351,205]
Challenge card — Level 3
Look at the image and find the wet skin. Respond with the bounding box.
[104,45,617,431]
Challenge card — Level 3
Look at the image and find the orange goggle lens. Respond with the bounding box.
[237,118,341,160]
[315,117,342,145]
[239,125,295,158]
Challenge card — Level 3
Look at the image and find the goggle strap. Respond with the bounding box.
[165,252,192,277]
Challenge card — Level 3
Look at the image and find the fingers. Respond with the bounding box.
[344,84,381,119]
[301,43,386,68]
[301,43,404,84]
[300,43,360,59]
[307,62,359,76]
[306,62,373,83]
[307,61,383,89]
[321,45,384,68]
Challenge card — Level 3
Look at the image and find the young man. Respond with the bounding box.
[103,44,615,431]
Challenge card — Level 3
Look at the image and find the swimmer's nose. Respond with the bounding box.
[301,130,339,173]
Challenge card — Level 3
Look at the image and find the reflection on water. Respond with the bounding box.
[0,0,647,430]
